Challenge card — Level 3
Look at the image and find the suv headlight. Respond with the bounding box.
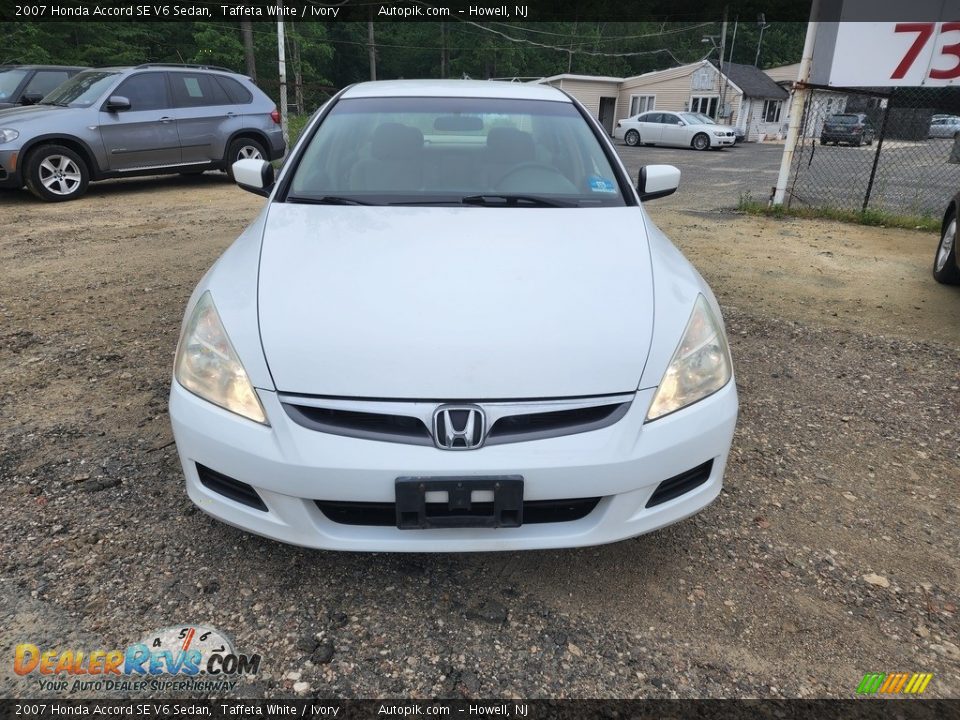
[174,291,268,425]
[646,294,732,421]
[0,129,19,143]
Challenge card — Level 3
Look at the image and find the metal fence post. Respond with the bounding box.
[862,93,893,213]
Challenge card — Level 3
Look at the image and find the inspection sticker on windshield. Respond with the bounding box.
[588,176,617,193]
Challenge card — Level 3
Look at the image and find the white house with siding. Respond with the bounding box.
[535,74,625,136]
[763,62,849,138]
[536,60,791,142]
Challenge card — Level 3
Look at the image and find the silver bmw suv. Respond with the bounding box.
[0,63,285,201]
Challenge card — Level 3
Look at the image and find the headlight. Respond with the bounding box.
[174,291,268,425]
[0,129,19,143]
[646,294,732,421]
[712,131,726,137]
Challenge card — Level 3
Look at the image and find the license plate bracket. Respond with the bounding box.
[395,476,523,529]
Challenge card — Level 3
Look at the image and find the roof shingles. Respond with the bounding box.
[716,61,788,99]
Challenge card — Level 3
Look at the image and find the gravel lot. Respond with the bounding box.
[0,161,958,699]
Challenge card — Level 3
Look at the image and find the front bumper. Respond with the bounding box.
[169,380,738,552]
[0,148,22,188]
[712,136,736,147]
[821,133,862,143]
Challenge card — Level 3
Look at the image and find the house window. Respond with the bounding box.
[629,94,655,116]
[763,99,783,123]
[690,95,719,118]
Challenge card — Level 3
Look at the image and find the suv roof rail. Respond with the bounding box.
[134,63,234,72]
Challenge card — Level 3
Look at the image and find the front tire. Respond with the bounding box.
[225,137,266,180]
[692,133,710,151]
[25,145,89,202]
[934,210,960,284]
[624,130,640,147]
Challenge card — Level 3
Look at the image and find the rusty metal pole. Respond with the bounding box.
[862,95,893,213]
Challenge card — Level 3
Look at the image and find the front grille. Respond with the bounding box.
[645,460,714,508]
[315,497,601,526]
[196,464,267,511]
[487,403,627,444]
[280,394,633,447]
[282,404,432,445]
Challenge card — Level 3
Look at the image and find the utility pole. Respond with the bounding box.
[241,19,256,82]
[718,8,728,121]
[755,13,770,67]
[728,18,738,66]
[440,22,448,79]
[772,0,819,206]
[277,2,288,149]
[367,13,377,81]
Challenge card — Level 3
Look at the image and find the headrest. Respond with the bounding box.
[486,127,535,163]
[372,123,424,161]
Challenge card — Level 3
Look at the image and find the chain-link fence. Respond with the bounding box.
[785,85,960,219]
[255,79,338,118]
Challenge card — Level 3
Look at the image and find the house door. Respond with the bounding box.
[598,97,616,136]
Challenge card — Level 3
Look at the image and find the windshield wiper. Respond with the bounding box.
[460,194,574,208]
[287,195,373,206]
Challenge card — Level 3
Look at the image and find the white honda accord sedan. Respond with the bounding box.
[169,80,738,552]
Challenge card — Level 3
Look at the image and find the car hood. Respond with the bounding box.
[0,103,73,123]
[257,205,655,399]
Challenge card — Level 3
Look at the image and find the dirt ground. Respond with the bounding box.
[0,174,958,699]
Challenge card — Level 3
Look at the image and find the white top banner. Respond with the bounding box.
[827,21,960,86]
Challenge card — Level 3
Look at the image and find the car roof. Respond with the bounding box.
[341,79,570,102]
[93,66,244,77]
[1,65,88,71]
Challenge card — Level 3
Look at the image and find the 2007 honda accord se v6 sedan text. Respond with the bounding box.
[168,80,738,551]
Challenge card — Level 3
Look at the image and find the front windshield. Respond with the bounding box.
[0,69,28,100]
[288,96,627,207]
[42,70,118,108]
[831,115,859,125]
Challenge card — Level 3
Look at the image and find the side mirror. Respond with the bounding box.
[637,164,680,201]
[233,158,275,197]
[20,93,43,106]
[106,96,131,112]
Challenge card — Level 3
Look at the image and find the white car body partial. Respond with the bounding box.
[614,111,736,149]
[169,79,738,552]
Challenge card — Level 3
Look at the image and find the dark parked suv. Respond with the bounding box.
[820,113,875,146]
[0,63,285,201]
[0,65,87,109]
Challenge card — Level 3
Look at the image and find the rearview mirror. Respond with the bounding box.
[637,164,680,201]
[233,158,275,197]
[434,115,484,131]
[106,96,131,112]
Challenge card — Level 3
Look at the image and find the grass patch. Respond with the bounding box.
[737,194,940,232]
[286,114,310,147]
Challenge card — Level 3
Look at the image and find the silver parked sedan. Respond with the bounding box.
[929,116,960,139]
[0,64,285,201]
[614,111,736,150]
